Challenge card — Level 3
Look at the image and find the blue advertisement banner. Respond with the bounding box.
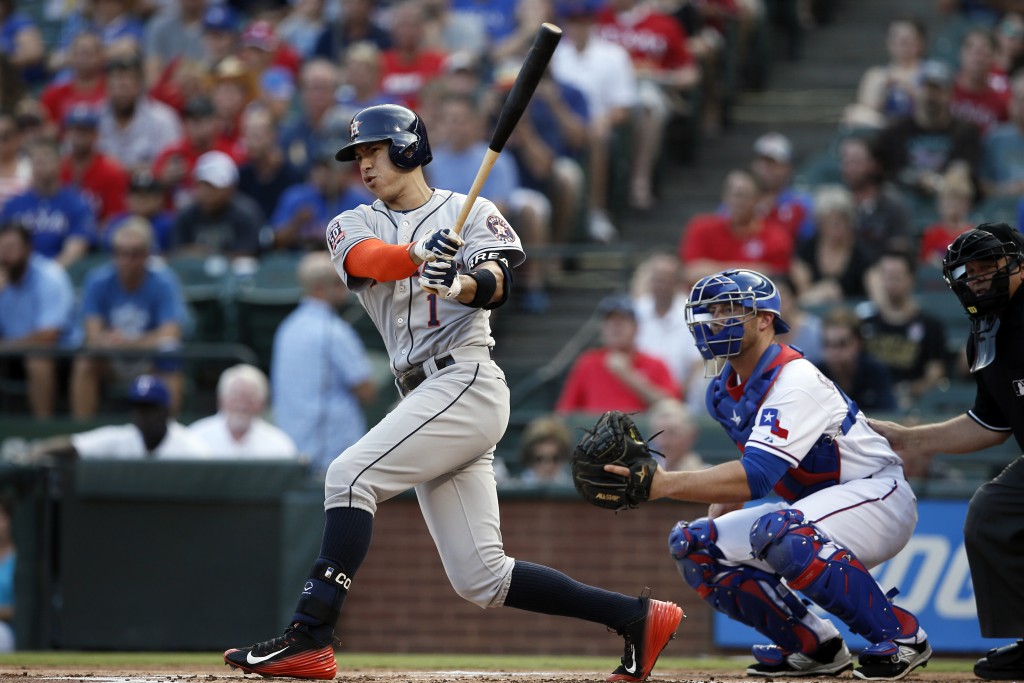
[713,499,996,653]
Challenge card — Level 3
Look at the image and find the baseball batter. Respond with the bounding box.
[617,269,931,681]
[223,104,682,682]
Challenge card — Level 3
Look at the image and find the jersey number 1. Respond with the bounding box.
[427,293,440,327]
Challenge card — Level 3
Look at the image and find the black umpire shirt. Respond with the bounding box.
[968,284,1024,451]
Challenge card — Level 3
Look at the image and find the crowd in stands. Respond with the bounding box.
[1,0,1021,486]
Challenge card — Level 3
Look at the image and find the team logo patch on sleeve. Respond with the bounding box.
[485,215,517,243]
[758,408,789,439]
[327,220,345,255]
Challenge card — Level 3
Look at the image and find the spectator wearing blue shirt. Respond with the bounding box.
[451,0,519,40]
[272,252,377,474]
[0,221,77,417]
[70,217,186,418]
[0,0,46,87]
[428,93,553,312]
[0,500,15,653]
[53,0,144,72]
[270,146,372,251]
[0,138,96,269]
[279,59,346,173]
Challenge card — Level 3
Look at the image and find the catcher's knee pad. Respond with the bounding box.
[749,509,915,642]
[669,519,818,654]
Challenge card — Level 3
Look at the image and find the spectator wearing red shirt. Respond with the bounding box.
[595,0,699,210]
[952,28,1008,133]
[679,169,793,283]
[40,31,106,129]
[153,95,240,210]
[919,167,975,264]
[60,105,129,223]
[379,1,447,110]
[238,20,301,78]
[556,294,680,415]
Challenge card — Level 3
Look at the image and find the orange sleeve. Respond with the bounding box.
[343,238,420,282]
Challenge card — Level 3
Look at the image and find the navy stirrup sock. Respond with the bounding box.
[291,507,374,641]
[503,561,644,631]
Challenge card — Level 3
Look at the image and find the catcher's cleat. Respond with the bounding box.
[224,622,337,680]
[607,597,684,682]
[746,636,853,677]
[853,638,931,681]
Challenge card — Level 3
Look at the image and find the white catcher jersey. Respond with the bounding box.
[327,190,525,375]
[745,358,904,482]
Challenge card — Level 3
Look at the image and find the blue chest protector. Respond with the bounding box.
[706,344,859,502]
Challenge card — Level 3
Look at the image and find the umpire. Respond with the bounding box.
[872,222,1024,680]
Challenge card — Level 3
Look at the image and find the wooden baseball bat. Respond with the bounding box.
[450,22,562,236]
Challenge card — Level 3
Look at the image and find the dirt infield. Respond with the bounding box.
[0,664,981,683]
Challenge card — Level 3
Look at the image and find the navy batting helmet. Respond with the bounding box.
[334,104,432,169]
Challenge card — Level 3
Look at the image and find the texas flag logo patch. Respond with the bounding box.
[758,407,789,439]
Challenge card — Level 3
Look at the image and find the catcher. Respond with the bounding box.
[572,269,931,681]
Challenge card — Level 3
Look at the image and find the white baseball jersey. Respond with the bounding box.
[71,421,212,459]
[320,188,526,608]
[187,413,299,459]
[327,190,524,375]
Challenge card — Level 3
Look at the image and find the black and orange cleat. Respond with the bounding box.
[607,597,685,683]
[224,622,337,680]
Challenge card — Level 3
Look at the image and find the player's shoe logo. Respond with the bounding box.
[246,646,288,665]
[623,645,637,674]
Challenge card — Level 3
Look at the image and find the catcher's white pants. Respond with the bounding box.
[324,360,516,608]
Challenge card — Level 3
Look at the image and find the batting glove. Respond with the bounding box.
[419,258,463,299]
[411,227,464,262]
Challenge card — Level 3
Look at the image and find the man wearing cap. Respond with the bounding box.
[102,171,175,254]
[239,19,301,79]
[556,293,680,414]
[60,104,129,223]
[30,375,210,460]
[749,132,815,243]
[201,5,241,68]
[170,151,264,258]
[98,53,183,172]
[878,58,982,208]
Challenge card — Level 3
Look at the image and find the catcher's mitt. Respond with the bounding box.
[571,411,658,511]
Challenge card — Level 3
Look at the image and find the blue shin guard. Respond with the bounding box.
[669,519,821,655]
[749,509,919,643]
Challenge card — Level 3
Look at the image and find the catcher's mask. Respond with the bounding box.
[942,222,1024,371]
[334,104,432,169]
[686,269,790,374]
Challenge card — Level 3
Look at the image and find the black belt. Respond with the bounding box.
[397,348,493,395]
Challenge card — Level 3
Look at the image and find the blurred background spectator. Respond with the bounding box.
[142,0,206,86]
[791,184,871,306]
[0,137,96,269]
[950,27,1008,134]
[817,306,898,413]
[647,399,705,472]
[556,293,679,415]
[379,1,447,111]
[237,106,304,223]
[0,499,14,653]
[843,16,926,129]
[60,103,129,224]
[271,252,376,475]
[170,150,264,259]
[71,217,185,417]
[311,0,389,62]
[102,170,173,254]
[187,363,298,459]
[919,165,976,264]
[679,168,793,282]
[749,131,814,242]
[33,374,209,460]
[0,111,30,211]
[40,31,106,130]
[0,220,77,418]
[515,414,573,486]
[979,70,1024,199]
[859,249,949,412]
[774,274,823,362]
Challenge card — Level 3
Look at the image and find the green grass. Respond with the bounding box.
[0,652,977,673]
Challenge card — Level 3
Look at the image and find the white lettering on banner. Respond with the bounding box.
[872,536,950,614]
[935,543,976,618]
[803,535,976,621]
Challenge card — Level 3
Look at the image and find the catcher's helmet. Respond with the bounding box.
[334,104,432,169]
[685,269,790,362]
[942,222,1024,319]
